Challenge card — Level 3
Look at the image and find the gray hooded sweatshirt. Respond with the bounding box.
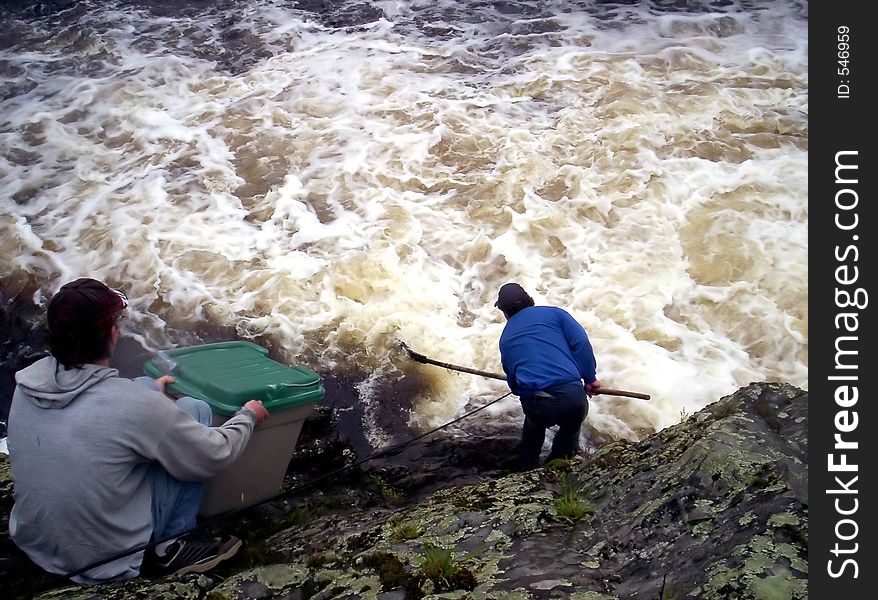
[7,356,256,584]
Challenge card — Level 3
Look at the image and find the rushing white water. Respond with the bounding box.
[0,0,808,449]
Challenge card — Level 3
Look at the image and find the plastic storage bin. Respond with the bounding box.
[143,341,324,516]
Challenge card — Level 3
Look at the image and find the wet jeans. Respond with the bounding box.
[518,382,588,469]
[134,377,212,541]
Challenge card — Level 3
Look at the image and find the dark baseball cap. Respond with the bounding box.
[47,278,128,331]
[494,282,533,310]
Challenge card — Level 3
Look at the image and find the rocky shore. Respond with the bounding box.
[1,381,807,599]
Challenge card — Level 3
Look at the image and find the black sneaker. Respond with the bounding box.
[144,534,242,577]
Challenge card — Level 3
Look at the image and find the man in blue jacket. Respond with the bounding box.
[496,283,601,469]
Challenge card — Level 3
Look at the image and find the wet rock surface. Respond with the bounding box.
[0,284,50,436]
[1,382,807,599]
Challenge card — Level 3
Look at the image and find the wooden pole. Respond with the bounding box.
[400,341,650,400]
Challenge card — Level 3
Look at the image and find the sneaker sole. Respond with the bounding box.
[172,537,242,577]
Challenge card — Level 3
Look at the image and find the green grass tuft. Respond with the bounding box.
[554,474,596,522]
[418,543,480,592]
[390,519,425,542]
[420,543,459,584]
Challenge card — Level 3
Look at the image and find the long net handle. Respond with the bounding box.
[400,341,650,400]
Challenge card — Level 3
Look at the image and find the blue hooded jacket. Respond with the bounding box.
[499,305,597,397]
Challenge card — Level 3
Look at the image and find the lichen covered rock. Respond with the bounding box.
[2,382,807,599]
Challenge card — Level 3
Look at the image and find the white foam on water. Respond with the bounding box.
[0,0,807,446]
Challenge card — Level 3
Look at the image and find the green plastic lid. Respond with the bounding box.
[143,341,324,416]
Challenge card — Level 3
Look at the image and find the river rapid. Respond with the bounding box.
[0,0,808,454]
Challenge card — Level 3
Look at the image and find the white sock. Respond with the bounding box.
[154,538,177,556]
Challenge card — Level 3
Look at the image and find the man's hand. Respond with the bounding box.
[586,380,602,397]
[243,400,269,425]
[154,375,176,401]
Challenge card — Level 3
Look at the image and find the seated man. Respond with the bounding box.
[7,278,269,584]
